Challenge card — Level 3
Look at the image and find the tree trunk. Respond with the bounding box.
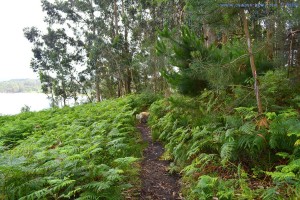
[288,34,294,78]
[117,69,122,97]
[203,23,216,48]
[89,2,101,102]
[114,0,118,36]
[122,0,131,95]
[95,73,101,102]
[266,0,273,61]
[266,29,273,61]
[241,10,263,114]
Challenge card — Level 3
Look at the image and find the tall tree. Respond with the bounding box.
[241,10,263,114]
[24,27,82,106]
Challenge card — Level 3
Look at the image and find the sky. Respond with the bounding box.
[0,1,46,81]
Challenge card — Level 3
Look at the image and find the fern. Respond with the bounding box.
[0,97,143,199]
[220,141,237,164]
[235,107,257,120]
[261,187,282,200]
[239,122,256,134]
[182,153,219,176]
[269,111,299,152]
[19,187,51,200]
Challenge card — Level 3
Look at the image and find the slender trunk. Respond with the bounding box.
[154,57,157,93]
[266,29,273,60]
[241,10,263,114]
[126,68,131,94]
[297,44,300,77]
[291,36,294,68]
[89,2,101,102]
[295,35,300,78]
[115,0,122,96]
[118,83,121,97]
[287,30,300,77]
[118,70,122,97]
[288,34,293,78]
[95,73,101,102]
[111,13,115,38]
[122,0,131,94]
[61,80,67,106]
[266,1,273,61]
[74,79,93,102]
[51,91,55,107]
[73,91,77,104]
[203,23,216,48]
[114,0,118,36]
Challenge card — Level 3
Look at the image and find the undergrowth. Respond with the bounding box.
[0,96,146,199]
[148,70,300,199]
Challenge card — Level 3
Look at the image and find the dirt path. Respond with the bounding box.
[137,123,182,200]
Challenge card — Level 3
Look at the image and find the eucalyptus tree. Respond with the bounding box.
[40,0,114,101]
[284,3,300,77]
[24,27,82,106]
[126,0,187,93]
[40,0,145,98]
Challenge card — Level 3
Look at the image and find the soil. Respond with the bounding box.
[137,123,182,200]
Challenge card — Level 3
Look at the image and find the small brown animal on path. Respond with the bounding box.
[136,112,150,123]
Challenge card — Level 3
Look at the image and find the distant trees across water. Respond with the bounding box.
[0,79,41,93]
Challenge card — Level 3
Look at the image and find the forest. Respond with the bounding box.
[0,79,41,93]
[0,0,300,199]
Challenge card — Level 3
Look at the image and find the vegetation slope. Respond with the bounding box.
[0,96,155,199]
[1,79,300,199]
[148,70,300,199]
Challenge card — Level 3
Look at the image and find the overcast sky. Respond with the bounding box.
[0,1,46,81]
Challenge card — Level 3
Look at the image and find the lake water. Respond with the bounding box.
[0,93,51,115]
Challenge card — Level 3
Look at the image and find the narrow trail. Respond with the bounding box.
[137,123,182,200]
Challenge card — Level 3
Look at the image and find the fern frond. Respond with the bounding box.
[220,141,237,164]
[81,181,111,193]
[239,122,255,134]
[261,187,280,200]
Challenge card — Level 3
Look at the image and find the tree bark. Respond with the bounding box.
[122,0,131,94]
[288,34,294,78]
[266,0,273,61]
[266,23,273,60]
[203,23,216,48]
[114,0,118,36]
[241,10,263,114]
[95,73,101,102]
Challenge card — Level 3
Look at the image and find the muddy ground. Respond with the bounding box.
[137,123,182,200]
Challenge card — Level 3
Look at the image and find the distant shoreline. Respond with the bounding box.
[0,79,41,93]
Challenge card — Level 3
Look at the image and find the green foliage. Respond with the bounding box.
[128,93,162,113]
[268,109,299,152]
[260,69,300,109]
[20,105,31,113]
[157,25,277,96]
[0,97,142,199]
[190,175,234,200]
[148,85,300,199]
[265,158,300,198]
[0,79,41,93]
[157,26,214,95]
